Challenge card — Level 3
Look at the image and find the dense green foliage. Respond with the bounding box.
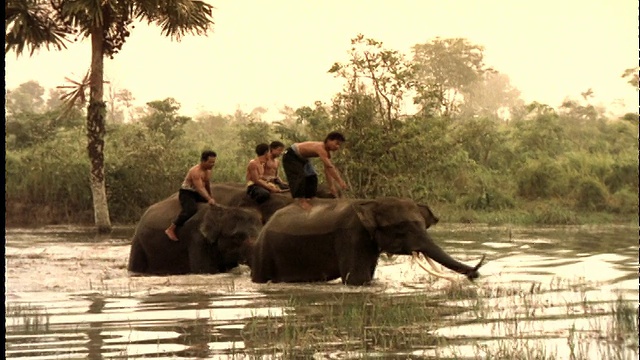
[5,36,638,226]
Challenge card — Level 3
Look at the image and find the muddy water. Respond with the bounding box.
[5,225,638,359]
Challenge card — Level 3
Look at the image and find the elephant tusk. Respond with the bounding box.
[411,252,459,281]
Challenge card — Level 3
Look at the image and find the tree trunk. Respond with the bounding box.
[87,24,111,233]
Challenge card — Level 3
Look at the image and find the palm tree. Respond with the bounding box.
[5,0,214,232]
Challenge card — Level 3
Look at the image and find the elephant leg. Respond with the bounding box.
[127,240,148,274]
[187,235,215,274]
[339,254,378,286]
[338,236,379,286]
[341,266,374,285]
[251,246,277,283]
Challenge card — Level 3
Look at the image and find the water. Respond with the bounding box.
[5,224,638,359]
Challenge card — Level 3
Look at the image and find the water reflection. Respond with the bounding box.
[5,225,638,359]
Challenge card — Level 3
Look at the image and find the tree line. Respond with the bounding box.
[5,34,639,227]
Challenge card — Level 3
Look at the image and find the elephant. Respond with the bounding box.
[211,182,338,223]
[250,197,484,286]
[127,193,262,275]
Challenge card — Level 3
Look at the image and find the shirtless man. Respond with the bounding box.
[165,150,217,241]
[246,143,284,204]
[264,141,289,190]
[282,131,348,210]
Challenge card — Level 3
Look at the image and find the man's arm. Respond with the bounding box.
[274,159,288,184]
[318,151,347,191]
[248,162,278,192]
[204,172,212,197]
[191,169,216,204]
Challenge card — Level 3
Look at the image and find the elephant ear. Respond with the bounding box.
[198,204,225,243]
[417,204,439,229]
[352,201,378,238]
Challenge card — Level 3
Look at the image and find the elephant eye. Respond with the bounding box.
[228,232,248,242]
[392,227,407,237]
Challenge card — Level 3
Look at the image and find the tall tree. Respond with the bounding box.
[105,85,134,124]
[329,34,415,128]
[458,71,524,121]
[5,80,46,115]
[412,37,491,117]
[140,97,191,141]
[6,0,214,232]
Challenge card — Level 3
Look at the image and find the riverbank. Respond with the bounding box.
[6,200,638,229]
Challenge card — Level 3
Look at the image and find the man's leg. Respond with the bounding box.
[283,151,307,207]
[247,185,271,204]
[165,190,199,241]
[297,175,318,210]
[304,175,318,199]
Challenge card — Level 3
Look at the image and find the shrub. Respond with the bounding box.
[460,189,515,211]
[608,187,639,215]
[531,203,580,225]
[574,178,609,211]
[605,160,639,193]
[517,159,569,199]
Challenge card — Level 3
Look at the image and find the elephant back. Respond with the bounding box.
[262,199,354,236]
[134,193,181,234]
[211,183,247,206]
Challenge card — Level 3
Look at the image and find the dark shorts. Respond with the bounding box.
[247,184,271,204]
[282,148,318,199]
[173,189,208,226]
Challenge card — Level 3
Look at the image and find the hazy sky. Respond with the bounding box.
[5,0,639,118]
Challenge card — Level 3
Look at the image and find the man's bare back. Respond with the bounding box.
[294,141,329,159]
[286,135,348,209]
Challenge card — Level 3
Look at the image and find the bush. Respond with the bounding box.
[531,203,580,225]
[5,131,93,225]
[517,159,569,199]
[460,189,515,211]
[574,178,609,211]
[605,160,639,193]
[608,187,639,214]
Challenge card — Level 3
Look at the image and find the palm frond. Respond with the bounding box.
[5,0,72,55]
[137,0,214,40]
[56,70,91,121]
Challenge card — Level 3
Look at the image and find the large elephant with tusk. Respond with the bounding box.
[250,197,485,286]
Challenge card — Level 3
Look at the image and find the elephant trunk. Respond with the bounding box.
[420,232,485,281]
[240,238,257,266]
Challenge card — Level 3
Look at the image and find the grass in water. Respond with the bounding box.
[238,279,638,359]
[6,303,51,332]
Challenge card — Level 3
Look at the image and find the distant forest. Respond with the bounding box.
[5,36,639,226]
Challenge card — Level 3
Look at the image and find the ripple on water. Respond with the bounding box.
[5,225,638,359]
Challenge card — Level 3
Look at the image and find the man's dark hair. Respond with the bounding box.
[201,150,217,161]
[255,143,270,156]
[325,131,346,143]
[269,141,285,150]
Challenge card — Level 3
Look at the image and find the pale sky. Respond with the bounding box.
[4,0,639,119]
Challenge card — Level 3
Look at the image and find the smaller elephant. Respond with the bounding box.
[127,193,262,275]
[250,197,484,286]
